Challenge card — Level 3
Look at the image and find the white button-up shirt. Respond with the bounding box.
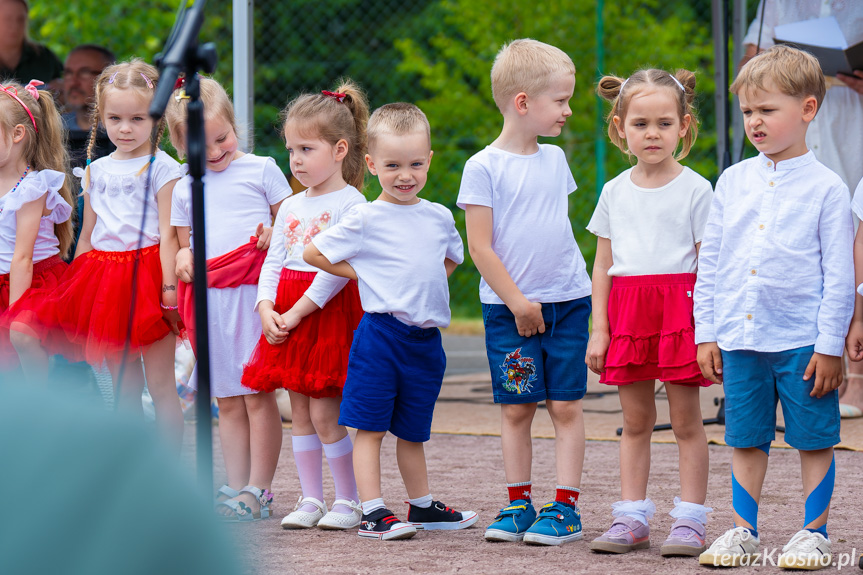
[694,151,853,357]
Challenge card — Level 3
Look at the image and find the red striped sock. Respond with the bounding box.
[507,482,531,503]
[556,485,580,508]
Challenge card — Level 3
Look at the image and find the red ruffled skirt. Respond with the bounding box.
[0,255,68,369]
[8,245,170,365]
[241,269,364,398]
[601,273,710,387]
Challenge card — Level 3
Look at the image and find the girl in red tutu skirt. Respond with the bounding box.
[585,69,714,556]
[1,80,74,375]
[9,61,185,445]
[242,81,367,530]
[166,77,293,520]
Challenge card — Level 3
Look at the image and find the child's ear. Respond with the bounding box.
[428,150,434,166]
[612,115,626,139]
[364,153,377,175]
[679,113,692,138]
[334,138,349,161]
[802,95,818,122]
[12,124,27,144]
[514,92,529,116]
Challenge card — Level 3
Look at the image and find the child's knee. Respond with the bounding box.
[546,398,582,422]
[9,328,38,353]
[501,402,537,427]
[622,409,657,435]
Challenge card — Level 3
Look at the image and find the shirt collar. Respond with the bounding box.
[758,150,816,172]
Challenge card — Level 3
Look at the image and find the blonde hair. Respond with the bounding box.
[597,68,699,161]
[165,76,237,158]
[282,79,369,191]
[491,39,575,113]
[730,44,825,111]
[85,59,164,188]
[0,81,75,257]
[367,102,430,151]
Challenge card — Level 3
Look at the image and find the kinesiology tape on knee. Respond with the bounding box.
[731,469,759,531]
[804,455,835,534]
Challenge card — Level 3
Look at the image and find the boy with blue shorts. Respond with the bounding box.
[458,39,592,546]
[694,45,854,570]
[305,103,478,541]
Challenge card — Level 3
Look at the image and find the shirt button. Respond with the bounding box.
[769,181,775,187]
[759,224,765,230]
[747,314,753,320]
[767,161,772,167]
[751,269,757,275]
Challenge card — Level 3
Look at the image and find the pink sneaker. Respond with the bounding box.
[660,518,707,557]
[589,516,650,554]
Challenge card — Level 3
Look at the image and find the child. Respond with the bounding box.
[1,79,73,373]
[9,60,185,444]
[585,69,713,556]
[166,77,292,521]
[241,82,367,529]
[304,102,477,541]
[695,45,854,570]
[457,38,591,546]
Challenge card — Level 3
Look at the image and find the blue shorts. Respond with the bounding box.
[483,297,591,404]
[338,313,445,443]
[721,345,840,451]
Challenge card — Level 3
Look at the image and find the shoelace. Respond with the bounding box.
[783,532,820,553]
[714,527,749,548]
[382,515,401,525]
[436,503,455,514]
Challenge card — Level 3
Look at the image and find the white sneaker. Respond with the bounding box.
[777,530,832,570]
[317,499,362,530]
[698,526,760,567]
[280,496,327,529]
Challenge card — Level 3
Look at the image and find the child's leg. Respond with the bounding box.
[288,390,324,512]
[396,438,429,500]
[731,446,769,532]
[500,402,536,485]
[617,381,657,501]
[353,429,386,504]
[545,398,584,489]
[310,396,358,512]
[214,396,250,501]
[666,383,708,505]
[9,328,50,383]
[108,354,146,418]
[800,447,835,535]
[230,391,282,512]
[141,334,184,447]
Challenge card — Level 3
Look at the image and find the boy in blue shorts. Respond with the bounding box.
[694,45,854,570]
[305,102,478,541]
[457,39,593,546]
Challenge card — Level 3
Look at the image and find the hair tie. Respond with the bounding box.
[24,79,43,100]
[0,83,38,133]
[108,71,119,84]
[322,90,347,103]
[140,73,154,89]
[669,74,686,92]
[173,77,185,91]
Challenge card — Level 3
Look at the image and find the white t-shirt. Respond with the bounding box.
[256,185,366,310]
[0,169,72,274]
[587,167,713,276]
[852,180,863,295]
[73,151,182,251]
[312,199,464,328]
[456,144,592,305]
[170,154,292,259]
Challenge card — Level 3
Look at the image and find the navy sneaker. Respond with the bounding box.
[523,501,583,546]
[358,508,417,541]
[407,500,479,530]
[484,499,537,542]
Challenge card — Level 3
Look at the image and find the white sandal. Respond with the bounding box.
[318,499,362,530]
[280,496,327,529]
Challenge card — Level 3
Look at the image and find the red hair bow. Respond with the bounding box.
[322,90,346,103]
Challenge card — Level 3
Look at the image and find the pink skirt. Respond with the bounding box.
[601,273,711,387]
[241,269,364,398]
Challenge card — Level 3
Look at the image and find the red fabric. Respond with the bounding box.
[555,486,580,507]
[178,236,266,355]
[241,269,363,398]
[8,245,169,365]
[0,255,67,369]
[601,273,711,387]
[507,483,532,503]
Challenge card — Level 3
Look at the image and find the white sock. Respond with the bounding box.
[408,494,433,508]
[361,498,385,515]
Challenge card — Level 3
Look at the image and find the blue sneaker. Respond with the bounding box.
[523,501,583,546]
[484,499,536,542]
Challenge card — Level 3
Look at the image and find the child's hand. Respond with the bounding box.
[261,309,289,345]
[697,342,723,384]
[512,300,545,337]
[803,352,843,398]
[161,306,182,336]
[586,330,610,375]
[846,319,863,362]
[175,247,194,283]
[255,223,274,250]
[280,309,303,333]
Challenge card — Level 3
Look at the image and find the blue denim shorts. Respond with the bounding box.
[721,345,840,451]
[338,313,445,443]
[482,296,591,404]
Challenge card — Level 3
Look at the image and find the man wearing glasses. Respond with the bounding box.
[62,44,116,169]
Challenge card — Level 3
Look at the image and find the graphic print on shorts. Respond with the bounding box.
[284,210,332,256]
[499,348,537,394]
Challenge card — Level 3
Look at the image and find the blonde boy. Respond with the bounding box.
[695,45,853,569]
[305,103,477,541]
[457,39,592,546]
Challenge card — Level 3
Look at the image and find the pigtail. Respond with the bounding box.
[136,119,166,177]
[83,100,100,190]
[334,79,369,191]
[596,74,629,155]
[673,68,699,160]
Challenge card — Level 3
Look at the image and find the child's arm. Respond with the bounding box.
[445,258,458,277]
[253,200,285,251]
[303,242,358,281]
[845,225,863,361]
[8,195,45,304]
[157,179,181,335]
[464,204,544,337]
[73,193,96,259]
[174,226,193,283]
[694,181,725,384]
[586,237,613,374]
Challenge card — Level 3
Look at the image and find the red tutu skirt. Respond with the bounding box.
[241,269,364,398]
[8,245,170,365]
[0,255,68,369]
[601,273,710,387]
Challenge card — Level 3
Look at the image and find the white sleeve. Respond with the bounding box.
[690,178,714,243]
[255,202,287,311]
[170,179,191,227]
[261,157,293,206]
[152,155,183,194]
[586,183,611,238]
[456,157,493,209]
[443,209,465,264]
[693,173,726,344]
[312,207,364,265]
[742,0,778,48]
[851,180,863,221]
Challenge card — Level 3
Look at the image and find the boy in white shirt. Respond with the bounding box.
[457,39,593,546]
[695,45,854,570]
[304,103,478,541]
